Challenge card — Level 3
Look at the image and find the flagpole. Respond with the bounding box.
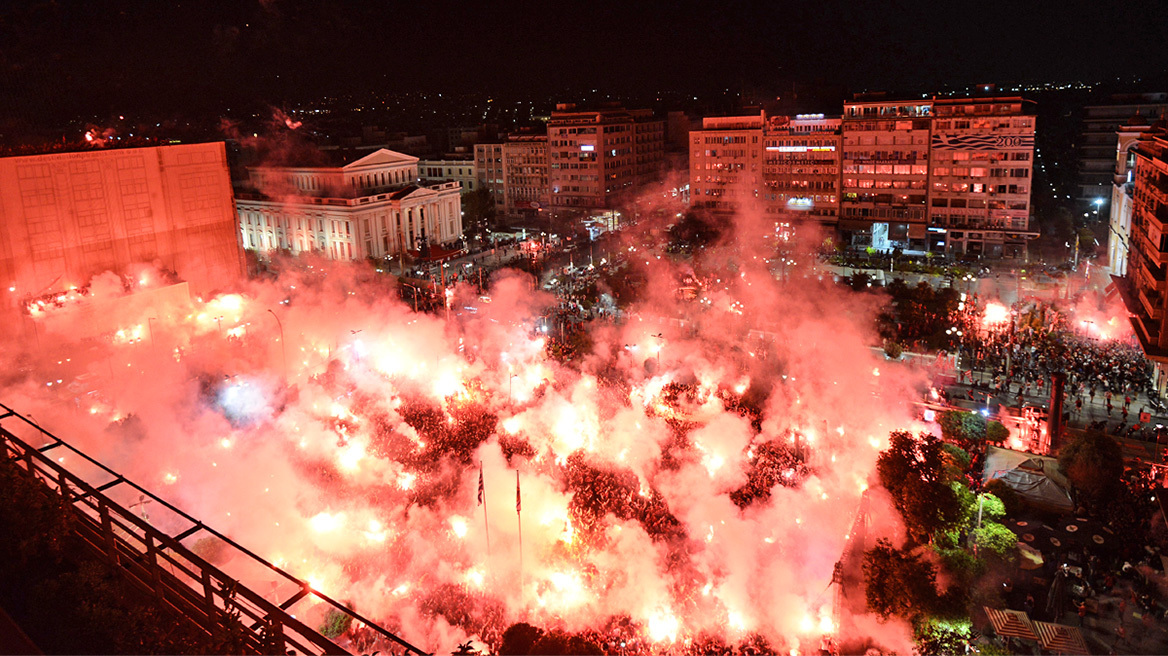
[480,462,491,558]
[516,469,523,581]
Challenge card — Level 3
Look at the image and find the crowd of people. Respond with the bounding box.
[952,299,1164,441]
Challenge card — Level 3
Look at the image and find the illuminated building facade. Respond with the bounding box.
[235,148,463,262]
[418,157,477,192]
[1107,120,1155,276]
[1078,93,1168,205]
[926,98,1037,258]
[688,112,841,231]
[502,134,550,218]
[547,104,665,216]
[0,142,243,309]
[689,113,764,212]
[762,114,841,228]
[1119,123,1168,394]
[839,100,932,252]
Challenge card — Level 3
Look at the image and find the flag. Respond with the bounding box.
[516,470,521,513]
[477,463,485,506]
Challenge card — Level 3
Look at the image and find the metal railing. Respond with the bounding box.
[0,403,428,656]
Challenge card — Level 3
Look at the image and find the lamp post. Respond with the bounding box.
[267,309,288,385]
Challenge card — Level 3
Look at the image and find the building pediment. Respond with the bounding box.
[388,185,451,202]
[343,148,418,171]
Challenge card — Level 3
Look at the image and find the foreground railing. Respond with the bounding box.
[0,403,428,656]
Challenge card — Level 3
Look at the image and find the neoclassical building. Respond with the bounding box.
[235,148,463,262]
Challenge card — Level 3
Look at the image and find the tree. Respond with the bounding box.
[1058,429,1123,501]
[500,622,543,655]
[863,539,939,620]
[877,431,961,543]
[936,410,1008,448]
[914,617,973,656]
[463,187,497,232]
[883,339,904,360]
[983,479,1023,515]
[972,522,1018,560]
[528,630,603,655]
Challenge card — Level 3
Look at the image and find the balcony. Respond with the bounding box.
[1139,286,1164,321]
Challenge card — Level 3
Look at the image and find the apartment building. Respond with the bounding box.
[474,142,505,207]
[1119,123,1168,394]
[689,113,763,212]
[927,98,1037,258]
[1078,93,1168,204]
[762,114,841,228]
[839,99,932,251]
[547,104,665,216]
[1107,119,1156,276]
[502,134,550,218]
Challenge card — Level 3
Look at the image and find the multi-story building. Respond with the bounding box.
[474,142,505,208]
[1107,119,1155,276]
[1077,93,1168,205]
[0,142,243,310]
[547,104,665,217]
[689,113,763,213]
[688,97,1038,257]
[418,157,477,192]
[926,98,1037,258]
[1118,123,1168,394]
[502,134,549,219]
[839,99,933,252]
[687,112,840,237]
[762,114,841,228]
[234,148,462,262]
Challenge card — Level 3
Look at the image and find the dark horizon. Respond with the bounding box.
[3,0,1168,128]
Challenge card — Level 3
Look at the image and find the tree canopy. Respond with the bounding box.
[877,431,961,543]
[863,538,940,620]
[1058,429,1123,501]
[936,410,1009,448]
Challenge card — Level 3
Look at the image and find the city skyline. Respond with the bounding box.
[4,0,1168,126]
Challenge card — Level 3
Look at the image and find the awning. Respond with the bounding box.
[983,607,1038,641]
[1033,621,1088,654]
[1103,280,1119,302]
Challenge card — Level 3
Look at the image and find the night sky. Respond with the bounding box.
[3,0,1168,123]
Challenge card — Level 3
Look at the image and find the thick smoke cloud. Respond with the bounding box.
[2,198,926,653]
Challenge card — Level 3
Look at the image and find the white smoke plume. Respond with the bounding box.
[1,198,927,653]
